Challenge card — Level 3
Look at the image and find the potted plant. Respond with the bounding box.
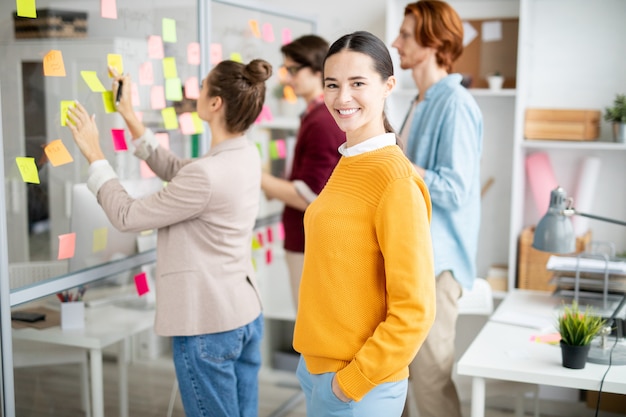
[604,94,626,142]
[486,71,504,90]
[557,301,606,369]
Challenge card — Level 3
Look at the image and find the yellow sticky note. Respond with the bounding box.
[43,50,66,77]
[15,157,40,184]
[161,107,179,130]
[252,236,262,250]
[191,112,204,134]
[162,18,177,43]
[162,57,178,79]
[16,0,37,18]
[80,71,106,92]
[60,100,76,126]
[92,227,108,253]
[102,91,116,113]
[107,54,123,77]
[230,52,243,63]
[165,78,183,101]
[58,233,76,260]
[249,20,261,38]
[44,139,74,167]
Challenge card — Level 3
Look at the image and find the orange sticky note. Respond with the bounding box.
[262,23,275,42]
[15,157,40,184]
[161,107,179,130]
[249,20,261,38]
[148,36,164,59]
[101,0,118,19]
[43,50,66,77]
[60,100,76,126]
[162,18,177,43]
[107,54,123,77]
[184,77,200,99]
[139,61,154,85]
[210,43,222,65]
[134,272,150,296]
[150,85,165,109]
[92,227,108,253]
[58,233,76,260]
[44,139,73,167]
[283,85,297,103]
[187,42,200,65]
[17,0,37,18]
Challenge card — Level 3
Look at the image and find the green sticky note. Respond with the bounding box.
[162,57,178,79]
[16,0,37,18]
[102,91,116,113]
[161,107,179,130]
[15,157,40,184]
[162,18,177,43]
[268,141,279,160]
[60,100,75,126]
[229,52,243,63]
[92,227,108,253]
[255,142,262,157]
[191,112,204,134]
[81,71,106,92]
[165,78,183,101]
[251,236,262,250]
[191,134,199,158]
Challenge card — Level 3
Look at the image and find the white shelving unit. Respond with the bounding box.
[507,0,626,291]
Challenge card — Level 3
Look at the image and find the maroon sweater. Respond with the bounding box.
[282,101,345,252]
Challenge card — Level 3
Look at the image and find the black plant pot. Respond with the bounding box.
[560,341,591,369]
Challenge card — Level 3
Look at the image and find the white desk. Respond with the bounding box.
[12,302,155,417]
[457,290,626,417]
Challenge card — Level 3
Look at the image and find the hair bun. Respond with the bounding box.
[243,59,272,84]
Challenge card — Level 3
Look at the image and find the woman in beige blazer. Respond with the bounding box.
[66,59,271,417]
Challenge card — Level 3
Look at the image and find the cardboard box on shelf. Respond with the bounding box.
[524,108,600,141]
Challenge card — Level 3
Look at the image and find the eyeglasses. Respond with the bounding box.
[283,64,307,76]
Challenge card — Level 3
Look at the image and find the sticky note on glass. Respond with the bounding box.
[102,91,116,113]
[151,85,165,109]
[15,157,39,184]
[249,20,261,38]
[43,50,66,77]
[191,112,204,134]
[155,132,170,150]
[161,107,179,130]
[60,100,76,126]
[101,0,117,19]
[148,35,164,59]
[281,28,292,45]
[165,78,183,101]
[44,139,73,167]
[230,52,243,63]
[107,54,123,77]
[268,141,279,160]
[162,18,177,43]
[262,23,275,42]
[184,77,200,99]
[139,61,154,85]
[277,222,285,240]
[92,227,108,253]
[187,42,200,65]
[162,57,178,79]
[17,0,37,18]
[210,43,222,65]
[275,139,286,158]
[58,233,76,260]
[265,248,272,264]
[111,129,127,151]
[178,113,195,135]
[251,235,262,250]
[266,226,273,243]
[80,71,106,92]
[134,272,150,296]
[140,160,156,179]
[284,85,297,103]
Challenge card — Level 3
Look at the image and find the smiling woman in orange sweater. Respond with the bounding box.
[293,31,436,417]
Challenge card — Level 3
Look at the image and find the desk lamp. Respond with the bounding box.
[532,186,626,365]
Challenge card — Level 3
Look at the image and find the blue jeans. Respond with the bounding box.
[296,356,408,417]
[172,314,263,417]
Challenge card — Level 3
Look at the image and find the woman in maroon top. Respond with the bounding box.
[261,35,345,310]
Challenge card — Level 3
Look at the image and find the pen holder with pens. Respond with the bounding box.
[61,301,85,330]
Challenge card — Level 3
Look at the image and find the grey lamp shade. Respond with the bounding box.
[531,187,576,253]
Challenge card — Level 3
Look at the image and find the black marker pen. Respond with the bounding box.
[115,80,123,106]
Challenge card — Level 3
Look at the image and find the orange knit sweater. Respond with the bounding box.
[293,145,436,401]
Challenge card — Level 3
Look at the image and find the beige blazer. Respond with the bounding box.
[94,135,262,336]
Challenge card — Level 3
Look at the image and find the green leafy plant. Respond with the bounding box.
[558,301,606,346]
[604,94,626,123]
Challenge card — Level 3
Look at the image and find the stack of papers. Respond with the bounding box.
[546,256,626,275]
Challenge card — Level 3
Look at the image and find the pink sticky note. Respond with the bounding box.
[134,272,150,296]
[281,28,292,45]
[148,36,164,59]
[58,233,76,260]
[140,160,156,178]
[267,226,273,243]
[525,152,558,218]
[179,113,196,135]
[263,105,273,122]
[139,61,154,85]
[262,23,275,42]
[155,132,170,150]
[257,232,264,247]
[277,222,285,240]
[135,111,144,123]
[131,82,140,107]
[150,85,166,109]
[184,77,200,99]
[275,139,286,158]
[210,43,223,65]
[187,42,200,65]
[265,248,273,264]
[101,0,118,19]
[111,129,127,151]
